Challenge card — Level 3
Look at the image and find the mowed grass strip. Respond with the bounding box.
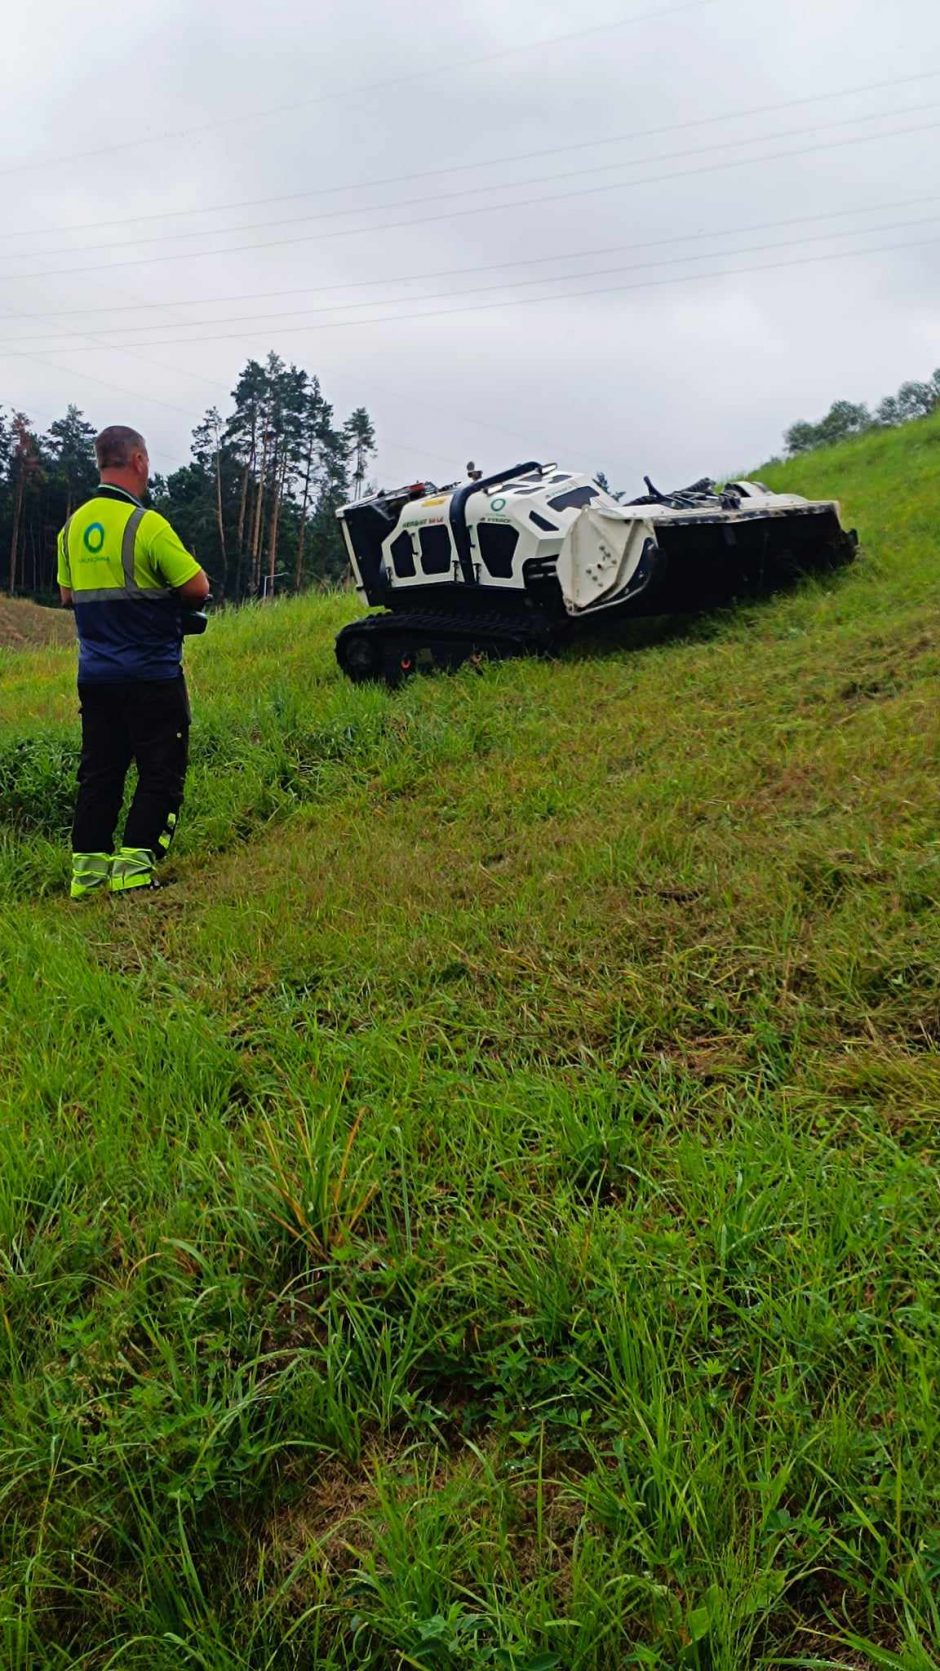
[0,419,938,1668]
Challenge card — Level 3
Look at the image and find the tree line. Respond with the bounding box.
[782,368,940,457]
[0,352,376,602]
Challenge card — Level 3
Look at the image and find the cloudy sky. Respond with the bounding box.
[1,0,939,491]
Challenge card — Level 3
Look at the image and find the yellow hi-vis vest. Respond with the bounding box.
[57,487,200,682]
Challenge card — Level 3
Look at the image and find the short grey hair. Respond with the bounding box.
[95,425,147,470]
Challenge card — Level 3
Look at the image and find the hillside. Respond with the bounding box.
[0,594,74,649]
[0,417,938,1669]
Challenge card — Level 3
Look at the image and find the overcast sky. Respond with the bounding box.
[1,0,939,491]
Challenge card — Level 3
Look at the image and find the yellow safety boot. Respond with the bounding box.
[70,851,111,900]
[109,846,157,893]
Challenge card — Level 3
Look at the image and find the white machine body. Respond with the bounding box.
[338,463,848,621]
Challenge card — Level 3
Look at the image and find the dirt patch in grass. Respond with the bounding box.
[0,597,73,649]
[266,1455,383,1573]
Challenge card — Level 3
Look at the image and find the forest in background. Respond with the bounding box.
[0,352,375,603]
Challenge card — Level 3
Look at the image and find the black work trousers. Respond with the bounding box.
[72,677,190,856]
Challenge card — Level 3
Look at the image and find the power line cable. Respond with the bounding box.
[0,280,251,409]
[222,231,940,336]
[4,64,938,244]
[0,250,583,458]
[1,257,539,470]
[9,188,940,323]
[2,347,208,421]
[0,362,186,468]
[8,227,933,485]
[18,201,929,482]
[0,278,529,467]
[3,110,937,286]
[10,190,935,431]
[8,207,940,351]
[0,280,551,458]
[1,340,471,476]
[0,0,718,180]
[2,229,935,362]
[5,97,938,267]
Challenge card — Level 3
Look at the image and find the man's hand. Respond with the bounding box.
[59,586,73,607]
[176,570,210,604]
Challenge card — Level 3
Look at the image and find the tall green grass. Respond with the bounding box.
[0,421,938,1667]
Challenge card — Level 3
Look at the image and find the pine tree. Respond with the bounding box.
[291,377,328,592]
[46,406,97,517]
[7,416,42,597]
[344,407,376,502]
[226,359,269,599]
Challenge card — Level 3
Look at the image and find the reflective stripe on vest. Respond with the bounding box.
[122,506,147,589]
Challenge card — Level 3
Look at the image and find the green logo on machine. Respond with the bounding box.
[83,522,106,554]
[489,496,507,513]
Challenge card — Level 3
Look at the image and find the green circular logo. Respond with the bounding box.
[83,522,105,553]
[490,496,507,512]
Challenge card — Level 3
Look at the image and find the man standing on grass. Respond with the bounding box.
[57,425,210,899]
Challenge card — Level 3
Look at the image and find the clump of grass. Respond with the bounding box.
[258,1099,380,1258]
[0,733,77,835]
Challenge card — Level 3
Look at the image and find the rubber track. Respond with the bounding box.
[335,606,565,684]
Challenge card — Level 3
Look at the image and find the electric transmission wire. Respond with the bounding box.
[5,97,938,268]
[7,112,940,289]
[2,111,937,287]
[0,0,718,179]
[0,353,191,464]
[0,282,546,458]
[2,341,487,476]
[6,188,939,325]
[0,338,469,474]
[2,229,935,362]
[3,122,934,444]
[3,64,938,245]
[6,207,940,351]
[0,290,527,466]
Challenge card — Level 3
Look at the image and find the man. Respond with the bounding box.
[57,425,210,899]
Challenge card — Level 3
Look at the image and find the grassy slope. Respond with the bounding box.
[0,418,938,1669]
[0,597,73,650]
